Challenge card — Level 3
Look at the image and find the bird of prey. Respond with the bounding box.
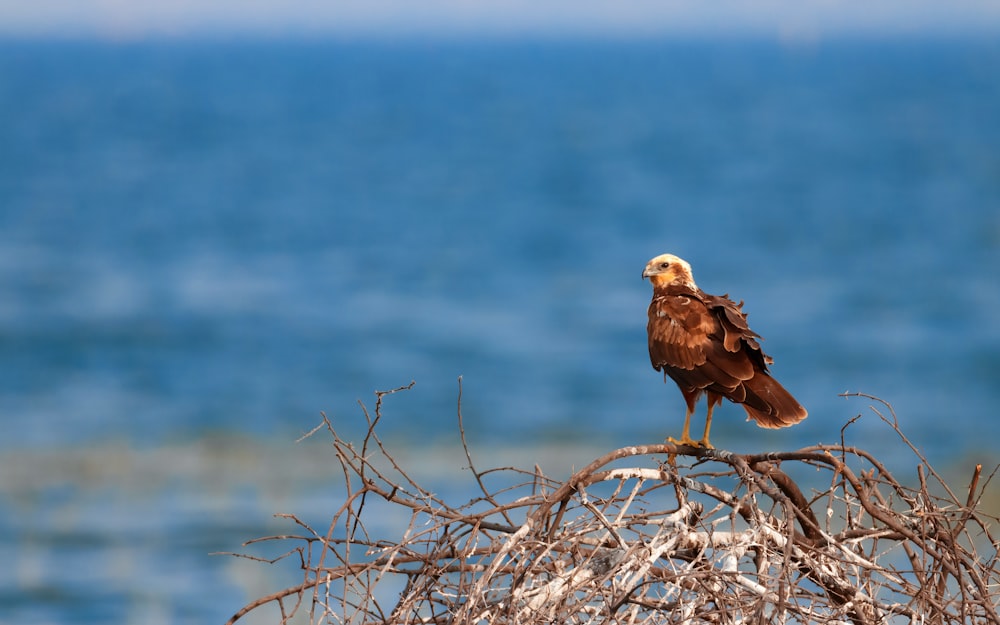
[642,253,807,448]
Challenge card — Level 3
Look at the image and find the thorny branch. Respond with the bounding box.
[223,385,1000,625]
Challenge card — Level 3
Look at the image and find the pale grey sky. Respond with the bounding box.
[1,0,999,40]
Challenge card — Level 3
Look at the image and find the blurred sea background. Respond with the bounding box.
[2,4,1000,623]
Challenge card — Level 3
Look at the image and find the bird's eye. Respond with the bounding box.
[660,262,671,269]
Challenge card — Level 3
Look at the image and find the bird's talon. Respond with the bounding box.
[667,436,702,449]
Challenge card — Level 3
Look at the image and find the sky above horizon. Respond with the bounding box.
[2,1,1000,41]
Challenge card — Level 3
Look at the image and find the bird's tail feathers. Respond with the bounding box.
[741,374,807,429]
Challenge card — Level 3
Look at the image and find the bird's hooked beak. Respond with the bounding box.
[641,260,664,281]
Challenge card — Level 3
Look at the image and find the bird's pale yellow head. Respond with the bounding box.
[642,254,697,289]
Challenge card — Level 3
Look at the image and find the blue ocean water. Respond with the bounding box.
[1,38,999,624]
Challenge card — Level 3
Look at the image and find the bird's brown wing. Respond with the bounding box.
[703,293,807,427]
[647,291,756,392]
[703,293,773,368]
[648,288,808,429]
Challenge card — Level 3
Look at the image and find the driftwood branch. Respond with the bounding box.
[222,385,1000,625]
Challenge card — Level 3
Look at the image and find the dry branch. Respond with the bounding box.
[223,386,1000,625]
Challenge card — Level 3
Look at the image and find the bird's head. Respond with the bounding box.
[642,254,697,289]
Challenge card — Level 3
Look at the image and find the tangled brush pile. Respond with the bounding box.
[225,385,999,625]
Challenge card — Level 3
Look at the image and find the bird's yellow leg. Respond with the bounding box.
[668,408,700,447]
[698,398,719,449]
